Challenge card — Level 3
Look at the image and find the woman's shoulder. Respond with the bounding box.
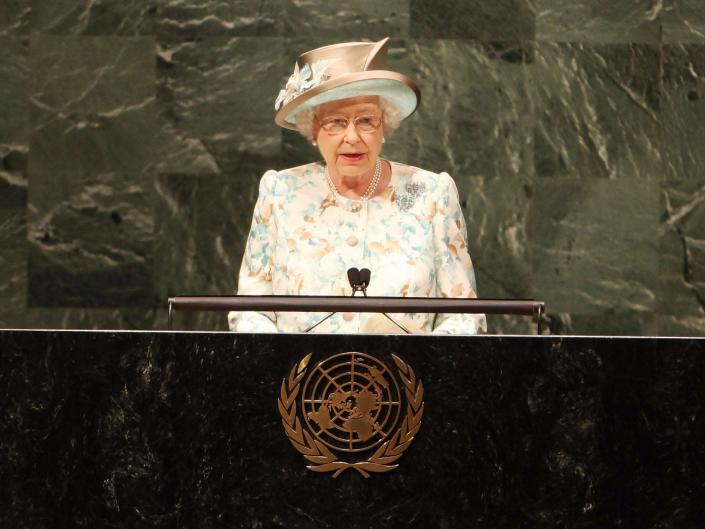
[258,161,324,194]
[267,161,323,179]
[390,161,456,192]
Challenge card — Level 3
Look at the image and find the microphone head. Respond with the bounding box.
[359,268,371,286]
[347,267,361,287]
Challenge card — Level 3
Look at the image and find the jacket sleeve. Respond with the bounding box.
[431,172,487,335]
[227,170,279,333]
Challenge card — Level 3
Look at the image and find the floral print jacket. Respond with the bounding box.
[228,161,487,334]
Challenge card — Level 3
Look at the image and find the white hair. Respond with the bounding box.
[295,97,404,141]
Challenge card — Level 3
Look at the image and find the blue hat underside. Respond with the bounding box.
[286,78,418,126]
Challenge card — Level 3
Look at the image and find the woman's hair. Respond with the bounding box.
[295,97,404,141]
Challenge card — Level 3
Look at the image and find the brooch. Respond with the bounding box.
[395,182,426,212]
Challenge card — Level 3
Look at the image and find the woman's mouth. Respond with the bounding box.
[339,153,365,162]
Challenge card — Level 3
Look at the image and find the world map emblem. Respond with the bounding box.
[278,352,424,478]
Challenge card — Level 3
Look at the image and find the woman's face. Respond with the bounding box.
[314,96,384,180]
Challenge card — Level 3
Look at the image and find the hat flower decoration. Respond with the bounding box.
[275,60,334,111]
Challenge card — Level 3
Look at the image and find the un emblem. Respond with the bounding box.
[278,352,424,478]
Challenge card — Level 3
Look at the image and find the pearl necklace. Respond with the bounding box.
[326,158,382,201]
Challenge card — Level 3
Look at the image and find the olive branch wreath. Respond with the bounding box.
[278,353,424,478]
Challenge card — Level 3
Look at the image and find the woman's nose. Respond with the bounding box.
[343,121,360,143]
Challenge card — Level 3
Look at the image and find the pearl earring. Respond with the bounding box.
[382,137,386,143]
[312,141,317,146]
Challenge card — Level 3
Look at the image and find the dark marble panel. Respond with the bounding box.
[534,43,662,179]
[0,173,27,329]
[663,0,705,42]
[659,180,705,317]
[30,0,157,35]
[661,44,705,180]
[0,145,27,182]
[528,179,660,316]
[658,314,705,336]
[488,314,538,335]
[406,40,534,181]
[410,0,535,40]
[464,175,533,302]
[0,37,28,146]
[0,0,30,37]
[2,307,168,331]
[156,36,284,175]
[1,332,705,527]
[284,0,409,39]
[156,0,285,38]
[543,312,662,336]
[28,35,158,175]
[153,173,259,307]
[536,0,662,43]
[27,172,157,308]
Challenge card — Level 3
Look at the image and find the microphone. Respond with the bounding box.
[347,267,361,290]
[359,268,371,288]
[347,267,370,296]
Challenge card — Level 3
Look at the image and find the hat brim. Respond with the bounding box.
[275,71,420,130]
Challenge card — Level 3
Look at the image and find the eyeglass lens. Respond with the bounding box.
[320,115,382,134]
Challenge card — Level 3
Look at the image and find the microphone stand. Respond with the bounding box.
[357,268,410,334]
[304,268,411,334]
[302,268,364,332]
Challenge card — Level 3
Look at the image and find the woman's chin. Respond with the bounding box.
[336,162,371,178]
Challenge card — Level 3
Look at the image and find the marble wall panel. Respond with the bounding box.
[659,314,705,336]
[1,307,169,330]
[663,0,705,42]
[1,1,704,336]
[284,0,409,39]
[489,314,538,335]
[659,181,705,317]
[156,36,284,176]
[546,313,661,336]
[0,172,27,329]
[0,25,28,175]
[153,172,259,324]
[464,176,533,300]
[406,40,534,181]
[528,179,660,316]
[661,44,705,180]
[30,0,157,35]
[410,0,535,40]
[534,43,662,179]
[536,0,662,43]
[28,35,158,175]
[0,37,28,147]
[27,172,156,307]
[463,175,534,335]
[156,0,285,38]
[0,0,30,37]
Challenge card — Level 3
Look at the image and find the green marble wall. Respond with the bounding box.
[1,1,704,335]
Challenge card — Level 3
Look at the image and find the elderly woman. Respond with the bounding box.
[228,38,487,334]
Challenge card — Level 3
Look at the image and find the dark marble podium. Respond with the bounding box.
[1,330,704,528]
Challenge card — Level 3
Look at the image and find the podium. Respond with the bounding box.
[2,329,704,528]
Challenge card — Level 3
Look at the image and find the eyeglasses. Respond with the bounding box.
[318,114,383,135]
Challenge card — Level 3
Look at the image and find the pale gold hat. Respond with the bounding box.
[274,37,420,130]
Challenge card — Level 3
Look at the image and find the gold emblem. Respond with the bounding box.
[278,352,424,478]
